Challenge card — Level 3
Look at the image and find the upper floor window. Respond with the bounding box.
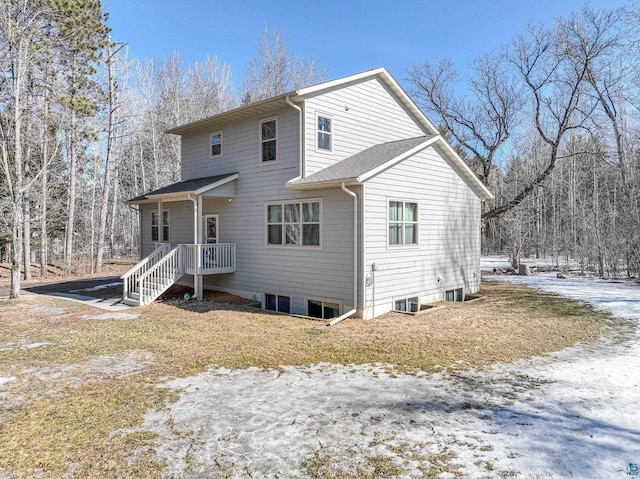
[388,200,418,246]
[317,114,332,152]
[260,117,277,163]
[267,200,320,247]
[210,131,222,158]
[151,210,170,242]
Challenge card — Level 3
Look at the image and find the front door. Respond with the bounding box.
[204,215,219,244]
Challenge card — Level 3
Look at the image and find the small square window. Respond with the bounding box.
[307,298,340,319]
[394,296,419,313]
[445,289,464,302]
[265,293,290,313]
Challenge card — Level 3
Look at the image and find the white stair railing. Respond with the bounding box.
[121,244,170,302]
[137,246,183,305]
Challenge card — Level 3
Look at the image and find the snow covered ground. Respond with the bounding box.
[138,258,640,478]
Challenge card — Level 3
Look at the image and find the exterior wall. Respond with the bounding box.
[202,186,358,315]
[139,200,195,258]
[362,145,482,318]
[302,77,426,176]
[155,105,358,316]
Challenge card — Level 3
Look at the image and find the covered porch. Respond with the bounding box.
[124,173,239,304]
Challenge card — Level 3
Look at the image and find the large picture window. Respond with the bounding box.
[260,117,277,162]
[151,210,169,242]
[267,200,320,247]
[388,200,418,246]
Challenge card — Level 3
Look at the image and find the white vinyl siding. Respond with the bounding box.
[176,106,355,316]
[303,77,425,176]
[363,145,481,317]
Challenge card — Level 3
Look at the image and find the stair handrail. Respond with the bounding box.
[121,243,171,301]
[138,245,183,305]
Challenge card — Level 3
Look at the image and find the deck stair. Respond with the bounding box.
[121,243,236,306]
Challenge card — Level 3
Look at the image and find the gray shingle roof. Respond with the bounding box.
[290,136,431,186]
[127,173,238,203]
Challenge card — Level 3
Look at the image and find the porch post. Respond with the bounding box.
[157,201,162,245]
[196,195,203,299]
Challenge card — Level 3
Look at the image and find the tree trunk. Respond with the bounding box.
[64,110,77,274]
[95,41,118,273]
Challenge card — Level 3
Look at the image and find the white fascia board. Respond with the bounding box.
[194,173,239,195]
[296,67,388,97]
[357,136,440,183]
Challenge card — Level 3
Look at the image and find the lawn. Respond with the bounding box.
[0,281,613,478]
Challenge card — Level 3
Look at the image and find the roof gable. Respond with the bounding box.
[165,67,438,137]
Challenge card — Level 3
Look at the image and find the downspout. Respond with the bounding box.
[285,95,304,178]
[326,182,358,327]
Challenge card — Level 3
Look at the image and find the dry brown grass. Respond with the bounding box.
[0,281,614,478]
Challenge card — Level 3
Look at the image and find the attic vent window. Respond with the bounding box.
[260,117,277,162]
[317,114,332,152]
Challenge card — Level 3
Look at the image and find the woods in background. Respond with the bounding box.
[1,1,639,299]
[410,2,640,276]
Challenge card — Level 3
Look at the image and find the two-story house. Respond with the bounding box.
[123,67,493,321]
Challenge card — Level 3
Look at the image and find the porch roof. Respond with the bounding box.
[127,172,239,204]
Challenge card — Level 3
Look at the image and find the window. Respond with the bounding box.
[151,210,169,242]
[260,117,277,162]
[210,131,222,157]
[394,296,419,313]
[317,114,332,152]
[267,200,320,247]
[445,288,464,302]
[265,293,290,313]
[388,200,418,246]
[307,299,340,319]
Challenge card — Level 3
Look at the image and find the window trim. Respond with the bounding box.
[264,292,291,313]
[210,131,223,158]
[259,116,278,164]
[393,295,420,313]
[265,198,322,249]
[315,112,333,153]
[151,209,170,243]
[305,296,342,320]
[387,198,419,248]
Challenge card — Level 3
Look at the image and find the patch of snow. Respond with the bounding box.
[20,342,50,350]
[70,282,121,293]
[81,312,139,321]
[0,377,15,386]
[136,272,640,478]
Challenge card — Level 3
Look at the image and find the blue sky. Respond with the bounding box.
[104,0,624,90]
